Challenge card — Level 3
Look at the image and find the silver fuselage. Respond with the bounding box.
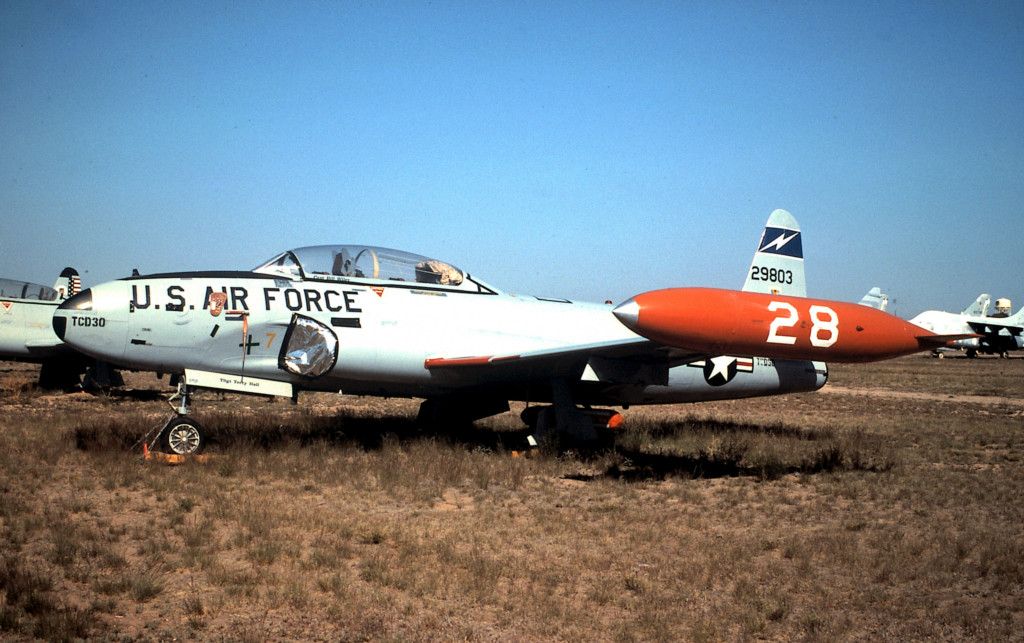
[54,269,826,406]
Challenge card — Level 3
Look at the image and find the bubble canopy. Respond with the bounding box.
[0,278,58,302]
[252,245,497,293]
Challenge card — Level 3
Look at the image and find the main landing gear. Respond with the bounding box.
[415,377,623,450]
[521,378,622,447]
[145,378,205,455]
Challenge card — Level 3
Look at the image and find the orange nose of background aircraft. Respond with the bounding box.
[614,287,974,363]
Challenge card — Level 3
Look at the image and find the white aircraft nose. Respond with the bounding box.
[612,298,640,330]
[53,289,93,340]
[52,282,129,362]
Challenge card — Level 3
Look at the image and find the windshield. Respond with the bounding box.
[0,278,59,301]
[253,245,494,293]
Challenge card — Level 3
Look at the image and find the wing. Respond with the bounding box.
[965,320,1022,351]
[425,337,709,387]
[966,321,1023,337]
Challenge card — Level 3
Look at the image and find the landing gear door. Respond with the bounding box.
[278,314,339,378]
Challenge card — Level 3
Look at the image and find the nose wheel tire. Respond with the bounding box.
[161,417,204,455]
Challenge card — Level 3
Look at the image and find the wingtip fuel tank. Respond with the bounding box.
[614,287,972,363]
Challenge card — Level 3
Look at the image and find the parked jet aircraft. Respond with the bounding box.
[0,268,93,388]
[53,209,944,455]
[910,298,1023,358]
[917,293,990,358]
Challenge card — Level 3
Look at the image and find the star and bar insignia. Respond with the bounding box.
[689,356,754,386]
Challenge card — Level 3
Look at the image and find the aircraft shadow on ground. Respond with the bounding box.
[199,412,861,482]
[184,412,531,453]
[105,388,166,402]
[73,410,868,482]
[567,448,840,483]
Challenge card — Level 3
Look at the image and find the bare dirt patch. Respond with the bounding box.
[821,384,1024,409]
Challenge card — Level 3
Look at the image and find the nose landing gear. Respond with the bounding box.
[143,378,205,455]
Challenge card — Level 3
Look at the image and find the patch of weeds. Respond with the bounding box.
[177,515,216,549]
[90,596,118,614]
[844,520,868,532]
[183,592,206,629]
[21,589,56,616]
[0,556,54,605]
[0,603,25,634]
[0,374,38,401]
[47,522,81,569]
[94,575,132,596]
[247,539,284,566]
[474,469,492,490]
[357,528,388,545]
[801,613,829,638]
[216,457,238,477]
[623,574,649,594]
[72,414,152,451]
[285,580,309,610]
[766,601,788,622]
[359,550,410,591]
[463,542,502,598]
[318,572,348,597]
[31,605,93,641]
[129,570,165,602]
[307,534,353,569]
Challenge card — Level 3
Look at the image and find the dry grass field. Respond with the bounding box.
[1,355,1022,641]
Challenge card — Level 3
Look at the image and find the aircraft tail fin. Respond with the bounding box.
[962,294,990,317]
[54,268,80,301]
[858,287,889,311]
[741,209,806,297]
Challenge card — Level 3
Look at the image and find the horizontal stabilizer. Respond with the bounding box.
[916,333,982,350]
[858,287,889,311]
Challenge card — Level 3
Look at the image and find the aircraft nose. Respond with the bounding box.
[612,298,640,330]
[53,289,93,340]
[52,282,129,362]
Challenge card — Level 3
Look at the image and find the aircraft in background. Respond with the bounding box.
[910,297,1023,359]
[613,210,970,363]
[858,287,889,311]
[0,268,92,389]
[52,209,958,455]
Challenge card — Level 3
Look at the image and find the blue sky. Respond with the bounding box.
[1,1,1021,317]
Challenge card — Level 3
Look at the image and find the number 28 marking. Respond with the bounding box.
[766,302,839,347]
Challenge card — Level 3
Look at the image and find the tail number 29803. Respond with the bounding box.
[766,302,838,347]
